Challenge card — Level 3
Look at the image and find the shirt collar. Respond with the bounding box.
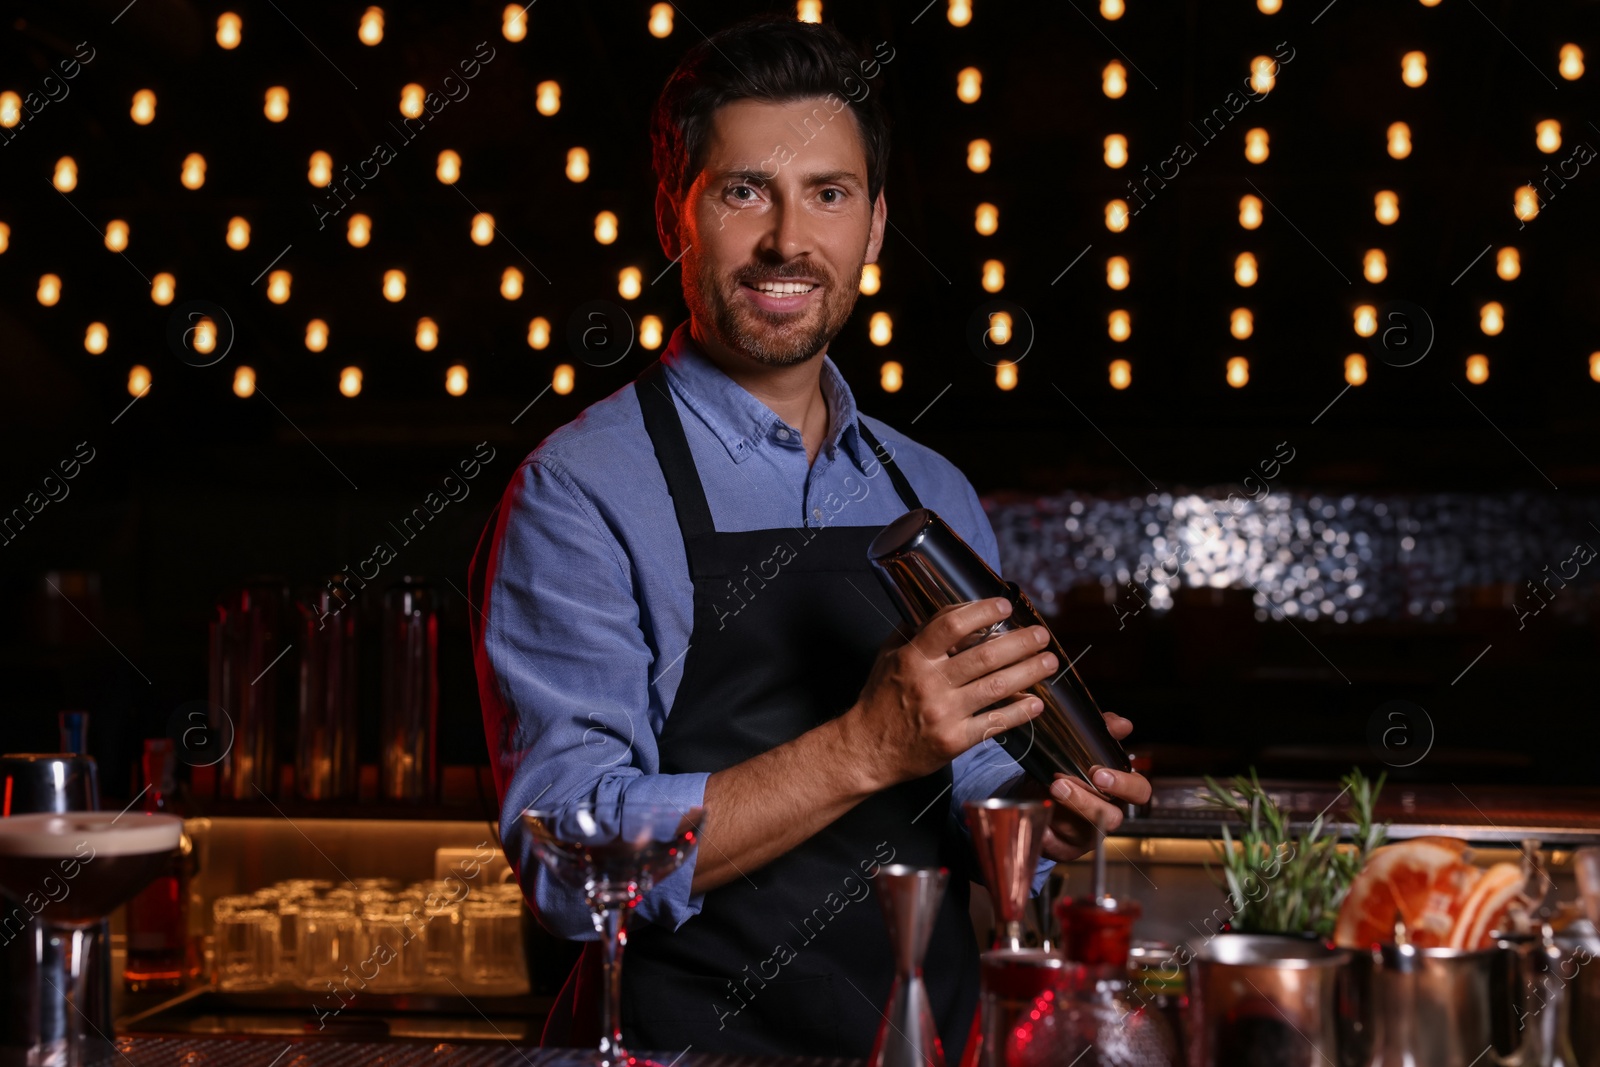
[659,321,864,466]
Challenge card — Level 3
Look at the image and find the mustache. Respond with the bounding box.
[735,267,827,286]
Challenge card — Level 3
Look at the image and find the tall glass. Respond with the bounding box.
[0,811,182,1067]
[521,802,702,1067]
[208,580,288,800]
[380,580,440,802]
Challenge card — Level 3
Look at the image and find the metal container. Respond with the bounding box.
[0,753,98,816]
[0,753,113,1067]
[1186,934,1354,1067]
[208,580,290,800]
[867,508,1131,797]
[1558,921,1600,1067]
[296,580,360,801]
[1364,942,1525,1067]
[380,579,440,802]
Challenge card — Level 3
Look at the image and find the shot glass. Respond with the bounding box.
[212,896,281,991]
[296,901,360,992]
[359,898,425,992]
[459,898,529,992]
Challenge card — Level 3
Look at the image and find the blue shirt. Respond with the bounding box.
[475,320,1045,940]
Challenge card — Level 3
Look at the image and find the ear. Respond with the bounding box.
[655,182,682,262]
[865,188,887,264]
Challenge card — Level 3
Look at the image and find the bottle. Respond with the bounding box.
[1051,896,1180,1067]
[58,710,90,755]
[122,739,200,991]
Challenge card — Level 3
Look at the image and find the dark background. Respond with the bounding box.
[2,0,1597,801]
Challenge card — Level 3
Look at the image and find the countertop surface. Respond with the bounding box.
[108,1036,858,1067]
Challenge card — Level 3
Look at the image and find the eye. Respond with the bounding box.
[729,184,757,201]
[820,188,842,203]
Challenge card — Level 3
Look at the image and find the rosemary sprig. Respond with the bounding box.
[1199,767,1388,937]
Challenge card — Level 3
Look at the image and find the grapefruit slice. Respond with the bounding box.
[1334,837,1479,948]
[1448,862,1527,950]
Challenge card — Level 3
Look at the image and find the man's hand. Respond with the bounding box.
[841,597,1057,795]
[1039,711,1153,862]
[689,597,1056,896]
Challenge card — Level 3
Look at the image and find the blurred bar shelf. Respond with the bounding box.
[1124,777,1600,847]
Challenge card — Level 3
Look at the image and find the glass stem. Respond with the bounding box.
[599,904,628,1062]
[39,922,95,1067]
[69,926,94,1067]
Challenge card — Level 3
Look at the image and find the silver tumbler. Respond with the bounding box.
[867,508,1131,798]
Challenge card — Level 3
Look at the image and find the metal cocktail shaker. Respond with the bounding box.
[867,508,1131,798]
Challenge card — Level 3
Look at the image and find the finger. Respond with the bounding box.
[1102,712,1134,740]
[1039,826,1089,864]
[943,624,1051,688]
[1039,792,1100,854]
[962,694,1045,750]
[955,649,1058,716]
[911,598,1014,660]
[1087,766,1152,806]
[1048,775,1124,835]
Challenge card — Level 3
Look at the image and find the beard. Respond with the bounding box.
[682,244,864,368]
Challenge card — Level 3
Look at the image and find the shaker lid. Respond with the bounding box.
[867,508,935,561]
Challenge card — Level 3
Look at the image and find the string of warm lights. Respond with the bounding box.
[5,1,1594,401]
[2,5,689,401]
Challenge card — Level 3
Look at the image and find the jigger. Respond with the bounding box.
[871,865,949,1067]
[965,799,1052,950]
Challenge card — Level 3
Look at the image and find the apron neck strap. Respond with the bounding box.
[856,419,923,512]
[634,358,926,538]
[636,359,717,541]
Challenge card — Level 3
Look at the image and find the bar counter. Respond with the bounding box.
[108,1037,854,1067]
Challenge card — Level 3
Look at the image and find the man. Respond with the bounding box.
[469,14,1152,1057]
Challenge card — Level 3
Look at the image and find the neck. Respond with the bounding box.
[689,320,832,465]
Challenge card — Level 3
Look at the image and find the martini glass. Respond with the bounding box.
[522,802,701,1067]
[0,810,183,1067]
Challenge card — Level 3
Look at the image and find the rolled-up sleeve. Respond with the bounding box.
[475,456,708,940]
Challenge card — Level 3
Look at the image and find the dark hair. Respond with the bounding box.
[649,15,891,207]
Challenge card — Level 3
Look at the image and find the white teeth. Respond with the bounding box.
[752,281,816,295]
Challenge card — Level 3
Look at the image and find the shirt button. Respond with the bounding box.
[812,508,823,519]
[776,428,790,441]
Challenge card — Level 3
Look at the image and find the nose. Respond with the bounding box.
[758,196,813,262]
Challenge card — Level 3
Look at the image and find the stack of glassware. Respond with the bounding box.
[211,876,529,994]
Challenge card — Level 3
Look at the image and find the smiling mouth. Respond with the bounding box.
[743,280,820,296]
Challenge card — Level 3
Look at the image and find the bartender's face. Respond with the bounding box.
[661,96,887,367]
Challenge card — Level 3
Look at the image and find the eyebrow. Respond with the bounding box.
[715,168,865,190]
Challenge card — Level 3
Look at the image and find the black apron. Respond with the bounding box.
[541,358,981,1057]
